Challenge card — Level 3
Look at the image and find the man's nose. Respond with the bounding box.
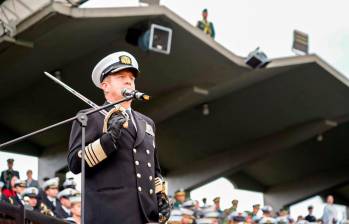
[124,77,133,84]
[124,80,131,85]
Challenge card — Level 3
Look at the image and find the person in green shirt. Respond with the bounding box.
[196,8,215,39]
[173,189,186,209]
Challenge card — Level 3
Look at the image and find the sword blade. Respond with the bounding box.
[44,71,108,116]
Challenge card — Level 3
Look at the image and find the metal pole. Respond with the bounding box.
[77,113,88,224]
[0,96,133,149]
[0,116,77,149]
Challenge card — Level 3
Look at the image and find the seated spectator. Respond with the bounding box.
[259,205,276,224]
[65,196,81,224]
[227,211,248,224]
[22,187,40,211]
[213,196,224,222]
[276,208,293,224]
[55,188,79,219]
[2,175,18,198]
[200,208,221,224]
[41,177,61,213]
[322,195,337,224]
[25,169,39,188]
[296,216,305,224]
[173,189,186,209]
[202,198,208,208]
[305,205,316,223]
[224,199,239,220]
[9,179,26,206]
[63,178,77,190]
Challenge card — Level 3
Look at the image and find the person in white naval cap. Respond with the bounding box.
[259,205,276,224]
[21,187,40,211]
[55,188,79,219]
[63,178,77,189]
[68,51,169,224]
[41,177,60,213]
[65,196,81,224]
[9,179,26,206]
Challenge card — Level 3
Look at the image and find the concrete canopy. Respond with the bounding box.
[1,3,349,207]
[0,3,246,155]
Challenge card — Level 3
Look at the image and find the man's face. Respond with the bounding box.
[71,203,81,217]
[46,187,58,198]
[215,201,220,209]
[60,197,72,208]
[8,161,13,169]
[202,11,208,19]
[101,69,136,102]
[175,194,186,203]
[15,185,25,194]
[29,197,37,207]
[327,195,334,204]
[264,211,271,217]
[280,210,287,216]
[232,201,238,208]
[27,171,32,179]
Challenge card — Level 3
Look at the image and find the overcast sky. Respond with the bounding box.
[82,0,349,78]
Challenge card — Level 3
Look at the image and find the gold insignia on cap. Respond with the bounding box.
[32,189,36,193]
[119,55,132,65]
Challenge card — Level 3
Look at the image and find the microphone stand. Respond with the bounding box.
[0,96,133,224]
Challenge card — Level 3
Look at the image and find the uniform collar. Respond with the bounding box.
[105,101,132,110]
[62,205,71,214]
[48,196,56,202]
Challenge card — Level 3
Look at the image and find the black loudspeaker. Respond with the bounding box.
[245,47,269,68]
[126,23,172,55]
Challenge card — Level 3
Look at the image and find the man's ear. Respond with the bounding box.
[100,80,109,92]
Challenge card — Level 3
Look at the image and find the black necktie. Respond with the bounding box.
[126,110,137,137]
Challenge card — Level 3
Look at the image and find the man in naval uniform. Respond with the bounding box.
[9,179,26,206]
[0,158,20,191]
[41,177,60,215]
[68,51,167,224]
[55,188,79,219]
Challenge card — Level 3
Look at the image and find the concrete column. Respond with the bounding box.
[38,144,67,185]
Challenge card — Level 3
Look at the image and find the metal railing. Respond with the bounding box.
[0,203,67,224]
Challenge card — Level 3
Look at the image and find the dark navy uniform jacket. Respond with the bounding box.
[55,204,71,219]
[68,106,161,224]
[42,195,61,213]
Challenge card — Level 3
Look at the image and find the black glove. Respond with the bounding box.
[157,192,171,224]
[107,113,126,143]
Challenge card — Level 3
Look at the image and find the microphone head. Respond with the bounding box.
[121,88,132,97]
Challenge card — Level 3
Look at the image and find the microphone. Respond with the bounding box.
[121,88,150,101]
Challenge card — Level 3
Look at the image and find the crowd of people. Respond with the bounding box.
[167,190,340,224]
[0,158,81,224]
[0,158,343,224]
